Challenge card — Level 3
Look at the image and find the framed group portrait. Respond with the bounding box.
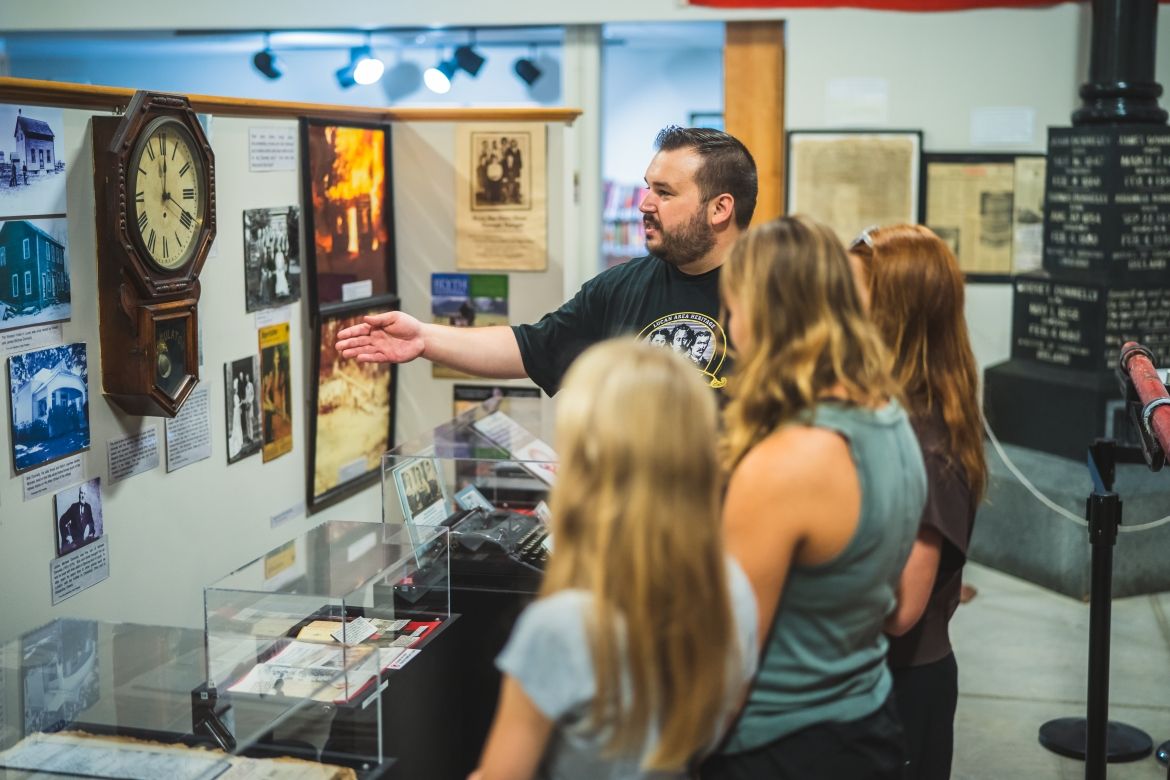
[785,129,923,247]
[307,303,397,513]
[299,118,397,313]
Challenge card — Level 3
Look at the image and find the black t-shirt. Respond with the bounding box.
[887,411,977,668]
[512,255,731,396]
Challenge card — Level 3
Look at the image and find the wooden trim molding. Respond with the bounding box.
[0,77,583,124]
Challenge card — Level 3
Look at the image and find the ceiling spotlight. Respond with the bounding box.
[252,34,282,80]
[453,44,485,77]
[424,57,458,94]
[336,45,384,88]
[514,57,543,87]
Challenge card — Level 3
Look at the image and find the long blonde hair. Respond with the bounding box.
[850,224,987,500]
[721,215,899,470]
[542,339,734,770]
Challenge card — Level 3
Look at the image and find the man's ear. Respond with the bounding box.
[709,194,736,228]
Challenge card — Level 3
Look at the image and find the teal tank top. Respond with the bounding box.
[724,400,926,753]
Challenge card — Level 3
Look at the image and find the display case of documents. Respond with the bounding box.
[202,520,451,774]
[0,618,369,778]
[382,399,556,592]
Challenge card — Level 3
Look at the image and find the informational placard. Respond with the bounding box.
[341,280,373,302]
[165,385,212,472]
[254,305,291,329]
[49,535,109,605]
[270,501,304,529]
[21,454,83,502]
[248,126,297,172]
[107,428,160,483]
[970,106,1035,147]
[1,323,62,357]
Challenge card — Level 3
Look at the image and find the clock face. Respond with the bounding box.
[127,118,206,272]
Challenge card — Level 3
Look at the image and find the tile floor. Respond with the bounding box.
[952,563,1170,779]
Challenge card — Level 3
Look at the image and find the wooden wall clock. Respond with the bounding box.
[92,91,216,417]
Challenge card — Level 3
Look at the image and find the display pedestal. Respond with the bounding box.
[970,440,1170,599]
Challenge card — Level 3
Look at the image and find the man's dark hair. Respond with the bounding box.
[654,126,758,229]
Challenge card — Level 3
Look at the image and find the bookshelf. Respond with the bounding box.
[602,180,647,269]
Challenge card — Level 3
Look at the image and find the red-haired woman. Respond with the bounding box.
[849,224,987,780]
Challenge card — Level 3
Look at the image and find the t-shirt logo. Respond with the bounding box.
[638,312,728,389]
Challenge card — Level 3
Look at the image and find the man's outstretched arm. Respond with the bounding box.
[336,310,527,379]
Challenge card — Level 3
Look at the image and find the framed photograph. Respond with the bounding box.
[243,206,301,312]
[308,304,396,512]
[390,456,451,528]
[455,123,548,271]
[0,217,71,332]
[0,105,67,219]
[1012,155,1047,275]
[7,343,89,473]
[224,355,262,464]
[53,476,102,557]
[258,323,292,463]
[786,129,923,246]
[299,118,396,312]
[21,619,98,734]
[925,152,1027,279]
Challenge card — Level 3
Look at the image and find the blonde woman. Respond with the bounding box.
[472,340,758,780]
[702,216,926,779]
[850,224,986,780]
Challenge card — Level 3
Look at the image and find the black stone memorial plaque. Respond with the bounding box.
[1044,126,1170,281]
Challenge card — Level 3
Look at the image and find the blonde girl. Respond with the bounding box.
[473,340,757,780]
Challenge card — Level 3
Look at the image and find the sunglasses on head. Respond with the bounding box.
[849,225,878,251]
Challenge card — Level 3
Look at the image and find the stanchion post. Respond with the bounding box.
[1038,440,1153,776]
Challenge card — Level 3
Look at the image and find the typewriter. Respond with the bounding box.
[442,507,549,590]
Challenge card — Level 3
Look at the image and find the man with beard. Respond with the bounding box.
[334,126,757,395]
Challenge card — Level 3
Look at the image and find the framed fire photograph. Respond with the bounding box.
[307,304,397,512]
[785,129,923,246]
[299,118,397,313]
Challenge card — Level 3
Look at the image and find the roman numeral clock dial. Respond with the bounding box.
[92,91,216,418]
[127,121,204,271]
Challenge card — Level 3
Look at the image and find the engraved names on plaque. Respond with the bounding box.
[1044,127,1170,279]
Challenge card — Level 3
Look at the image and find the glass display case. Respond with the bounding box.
[382,398,556,593]
[202,520,450,774]
[0,618,370,778]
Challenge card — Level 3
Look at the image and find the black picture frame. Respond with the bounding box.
[298,117,398,316]
[923,151,1045,283]
[306,299,399,514]
[785,129,924,245]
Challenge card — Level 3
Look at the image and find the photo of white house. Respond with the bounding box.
[8,342,89,472]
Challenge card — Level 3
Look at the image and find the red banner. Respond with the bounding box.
[689,0,1166,9]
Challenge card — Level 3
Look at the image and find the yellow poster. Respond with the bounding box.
[258,322,292,462]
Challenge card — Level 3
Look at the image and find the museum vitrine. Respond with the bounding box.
[382,397,555,593]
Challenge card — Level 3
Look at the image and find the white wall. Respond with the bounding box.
[0,111,565,645]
